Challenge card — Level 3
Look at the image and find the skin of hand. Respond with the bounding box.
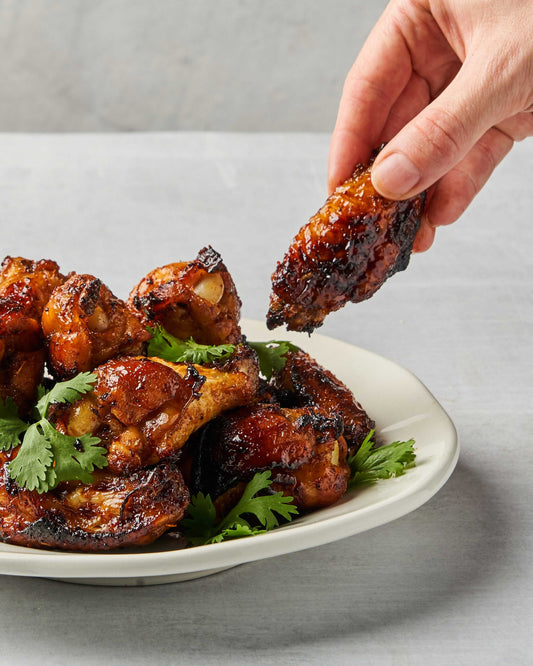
[328,0,533,251]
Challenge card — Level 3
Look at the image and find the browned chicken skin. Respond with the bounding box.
[0,257,65,413]
[51,346,260,476]
[42,273,151,379]
[191,403,350,511]
[267,154,426,332]
[129,246,242,345]
[272,349,375,455]
[0,449,189,551]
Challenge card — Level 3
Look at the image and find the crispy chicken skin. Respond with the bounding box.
[0,449,189,551]
[272,349,375,455]
[51,346,260,476]
[42,273,151,380]
[128,246,242,345]
[0,257,65,413]
[191,403,350,511]
[267,155,426,332]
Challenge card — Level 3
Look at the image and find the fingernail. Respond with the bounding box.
[372,153,420,197]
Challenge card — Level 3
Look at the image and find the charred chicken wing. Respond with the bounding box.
[267,154,426,332]
[0,257,65,413]
[0,449,189,551]
[42,273,151,379]
[51,346,260,475]
[128,246,242,345]
[272,349,374,454]
[191,403,350,511]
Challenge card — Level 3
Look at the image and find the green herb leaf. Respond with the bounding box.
[39,420,108,488]
[182,470,298,546]
[147,326,235,364]
[35,372,97,419]
[7,422,53,492]
[6,372,107,493]
[347,430,416,488]
[247,340,300,380]
[0,397,29,451]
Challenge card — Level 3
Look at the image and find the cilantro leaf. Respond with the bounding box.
[218,470,298,531]
[0,396,29,451]
[180,491,217,544]
[247,340,300,380]
[35,372,97,419]
[7,422,53,492]
[6,372,107,493]
[39,421,108,488]
[147,326,235,364]
[182,470,299,546]
[347,430,416,489]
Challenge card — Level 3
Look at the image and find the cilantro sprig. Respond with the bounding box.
[247,340,300,380]
[347,430,416,488]
[147,325,236,364]
[146,324,299,380]
[1,373,108,493]
[181,470,299,546]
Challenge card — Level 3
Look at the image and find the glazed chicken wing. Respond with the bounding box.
[51,345,260,475]
[0,449,189,551]
[267,154,426,332]
[0,257,65,413]
[272,349,374,455]
[191,403,350,511]
[128,246,242,345]
[42,273,151,380]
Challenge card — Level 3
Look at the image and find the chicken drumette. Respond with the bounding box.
[42,273,151,380]
[0,257,65,414]
[128,246,242,345]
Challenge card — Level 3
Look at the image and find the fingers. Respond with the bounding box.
[371,58,502,199]
[327,7,412,193]
[412,126,514,252]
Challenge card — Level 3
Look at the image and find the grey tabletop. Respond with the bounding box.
[0,132,531,665]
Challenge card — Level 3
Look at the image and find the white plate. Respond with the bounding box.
[0,320,458,586]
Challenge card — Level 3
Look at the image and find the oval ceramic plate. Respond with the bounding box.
[0,320,458,586]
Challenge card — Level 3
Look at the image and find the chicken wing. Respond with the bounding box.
[51,345,260,475]
[0,257,65,413]
[42,273,151,379]
[272,349,374,454]
[267,154,426,332]
[128,246,242,345]
[0,449,189,551]
[190,403,350,511]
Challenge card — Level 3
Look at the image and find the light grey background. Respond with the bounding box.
[0,0,388,132]
[0,131,531,666]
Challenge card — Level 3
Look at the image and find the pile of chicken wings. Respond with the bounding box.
[0,248,374,551]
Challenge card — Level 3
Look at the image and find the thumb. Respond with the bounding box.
[370,63,505,200]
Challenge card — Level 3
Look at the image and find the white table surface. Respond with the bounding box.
[0,132,531,665]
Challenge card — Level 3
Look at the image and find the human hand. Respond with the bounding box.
[328,0,533,251]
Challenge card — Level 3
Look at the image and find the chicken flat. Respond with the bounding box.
[267,154,426,332]
[129,246,242,345]
[272,349,375,454]
[0,449,189,551]
[190,403,350,511]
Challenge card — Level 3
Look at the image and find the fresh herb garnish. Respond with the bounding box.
[347,430,416,488]
[146,324,299,380]
[3,373,108,493]
[0,397,29,451]
[181,470,299,546]
[247,340,300,380]
[147,325,236,364]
